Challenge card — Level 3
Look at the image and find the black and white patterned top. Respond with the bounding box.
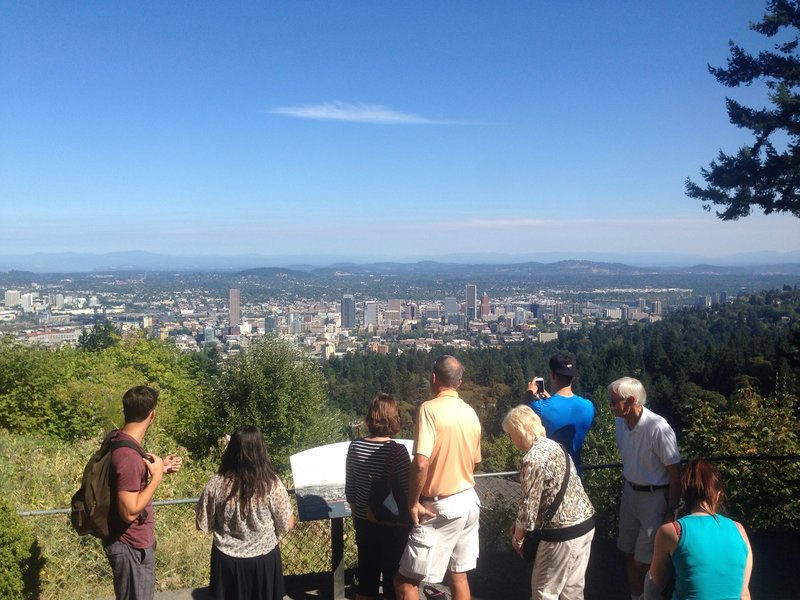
[515,436,595,532]
[195,473,293,558]
[345,438,410,520]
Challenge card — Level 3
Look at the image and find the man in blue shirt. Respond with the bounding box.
[525,353,595,475]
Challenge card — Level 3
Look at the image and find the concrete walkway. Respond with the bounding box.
[140,532,796,599]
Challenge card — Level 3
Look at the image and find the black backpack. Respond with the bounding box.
[70,429,149,539]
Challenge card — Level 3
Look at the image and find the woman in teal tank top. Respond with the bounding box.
[645,459,753,600]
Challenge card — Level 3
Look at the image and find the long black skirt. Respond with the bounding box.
[209,544,285,600]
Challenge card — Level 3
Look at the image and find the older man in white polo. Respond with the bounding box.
[608,377,680,600]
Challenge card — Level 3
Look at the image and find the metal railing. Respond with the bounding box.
[17,455,800,600]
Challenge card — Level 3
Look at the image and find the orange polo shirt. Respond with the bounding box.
[414,390,482,498]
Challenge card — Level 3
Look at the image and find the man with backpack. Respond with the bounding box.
[104,386,182,600]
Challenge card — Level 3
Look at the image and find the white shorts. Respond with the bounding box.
[617,483,668,564]
[398,487,480,583]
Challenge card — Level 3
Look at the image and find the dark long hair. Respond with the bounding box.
[682,458,725,514]
[218,425,279,515]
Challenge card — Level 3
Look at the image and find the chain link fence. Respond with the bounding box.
[18,457,799,600]
[19,475,520,600]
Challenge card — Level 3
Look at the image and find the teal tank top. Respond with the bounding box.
[671,514,748,600]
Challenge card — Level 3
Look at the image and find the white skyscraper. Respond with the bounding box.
[4,290,21,307]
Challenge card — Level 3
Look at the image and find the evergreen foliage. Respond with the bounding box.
[686,0,800,219]
[323,289,800,531]
[324,289,800,440]
[77,320,120,352]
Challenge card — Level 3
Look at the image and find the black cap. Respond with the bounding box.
[549,353,577,377]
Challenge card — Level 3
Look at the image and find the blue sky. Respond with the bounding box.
[1,1,798,261]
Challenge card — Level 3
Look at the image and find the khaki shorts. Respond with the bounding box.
[398,487,480,583]
[616,483,668,564]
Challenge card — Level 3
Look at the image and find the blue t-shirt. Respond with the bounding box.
[530,393,594,474]
[671,514,748,600]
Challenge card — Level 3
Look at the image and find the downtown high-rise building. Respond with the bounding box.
[364,301,378,327]
[229,288,240,328]
[651,300,662,315]
[465,284,477,322]
[4,290,21,307]
[480,293,490,318]
[341,295,356,329]
[444,297,459,316]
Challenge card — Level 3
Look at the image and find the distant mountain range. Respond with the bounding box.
[1,250,800,274]
[240,260,800,279]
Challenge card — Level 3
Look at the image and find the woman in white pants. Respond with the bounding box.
[505,405,596,600]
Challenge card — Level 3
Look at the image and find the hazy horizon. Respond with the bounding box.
[2,248,800,274]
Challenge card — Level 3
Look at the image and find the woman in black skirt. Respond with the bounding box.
[196,425,294,600]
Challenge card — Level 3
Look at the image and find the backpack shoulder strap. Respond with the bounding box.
[109,437,149,459]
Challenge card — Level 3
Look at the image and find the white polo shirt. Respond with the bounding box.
[615,406,680,486]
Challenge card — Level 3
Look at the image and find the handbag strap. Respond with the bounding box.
[382,439,398,481]
[541,445,570,522]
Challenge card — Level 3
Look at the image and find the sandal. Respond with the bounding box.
[423,584,447,599]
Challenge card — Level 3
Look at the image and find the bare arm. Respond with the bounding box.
[117,454,164,524]
[649,523,677,589]
[407,454,435,525]
[736,521,753,600]
[665,462,680,521]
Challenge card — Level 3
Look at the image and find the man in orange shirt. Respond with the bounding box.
[395,355,482,600]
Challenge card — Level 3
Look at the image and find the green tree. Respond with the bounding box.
[0,335,201,442]
[191,336,345,470]
[681,382,800,530]
[77,320,120,352]
[686,0,800,219]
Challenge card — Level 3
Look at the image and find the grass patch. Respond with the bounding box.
[2,430,357,598]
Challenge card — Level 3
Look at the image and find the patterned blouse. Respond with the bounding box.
[196,473,293,558]
[515,437,595,532]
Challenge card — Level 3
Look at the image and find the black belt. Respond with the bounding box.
[539,515,595,542]
[627,481,669,492]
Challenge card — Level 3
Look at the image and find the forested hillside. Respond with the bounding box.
[0,289,796,514]
[322,288,800,532]
[324,288,800,442]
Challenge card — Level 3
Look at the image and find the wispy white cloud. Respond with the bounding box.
[403,216,736,231]
[268,101,467,125]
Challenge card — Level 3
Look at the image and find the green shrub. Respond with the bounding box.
[187,336,346,470]
[0,498,45,600]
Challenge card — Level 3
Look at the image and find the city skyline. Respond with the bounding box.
[2,2,798,258]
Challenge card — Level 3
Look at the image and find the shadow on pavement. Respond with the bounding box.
[152,531,797,599]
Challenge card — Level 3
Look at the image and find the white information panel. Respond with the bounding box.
[290,439,413,521]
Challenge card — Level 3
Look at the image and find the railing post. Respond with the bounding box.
[331,517,345,599]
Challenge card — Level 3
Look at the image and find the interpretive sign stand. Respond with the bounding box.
[290,439,413,599]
